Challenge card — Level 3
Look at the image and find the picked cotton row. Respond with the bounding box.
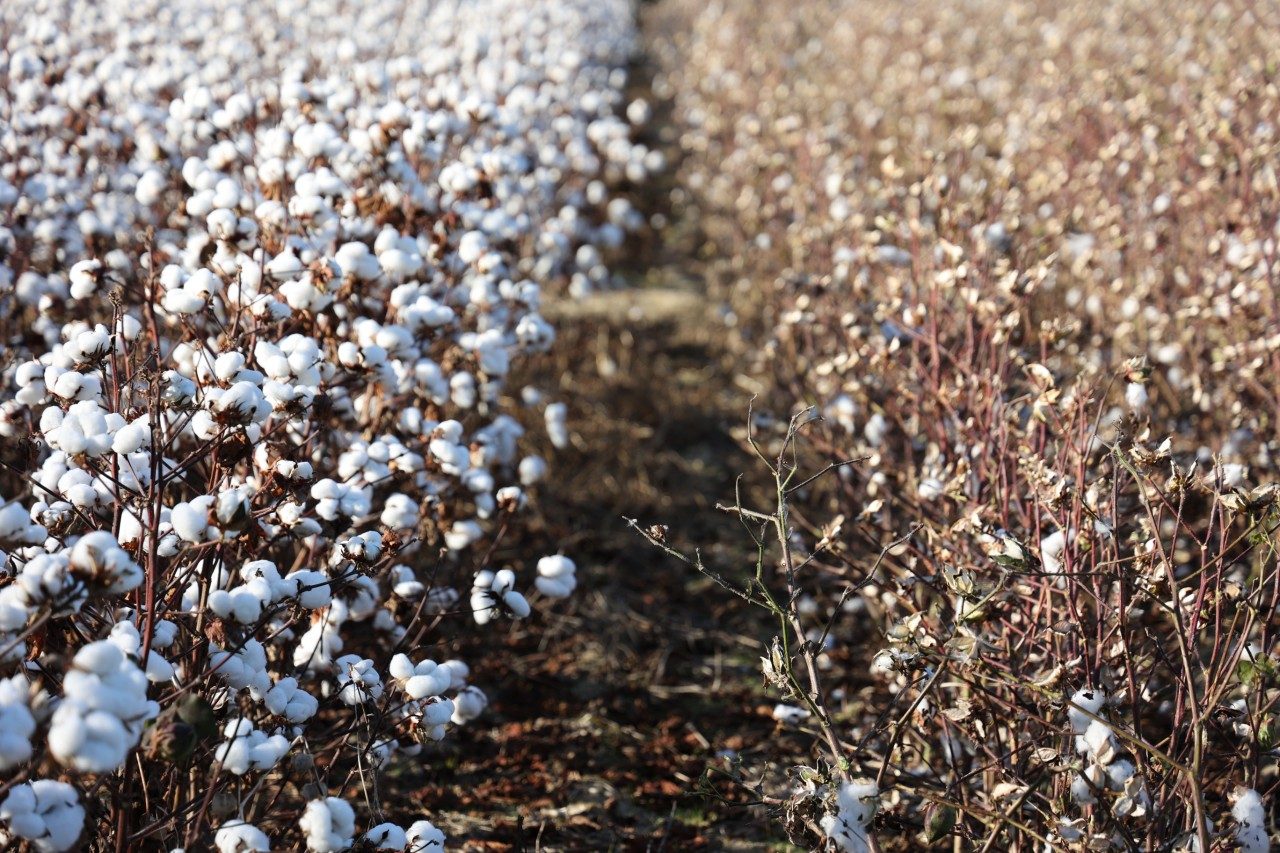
[0,0,648,846]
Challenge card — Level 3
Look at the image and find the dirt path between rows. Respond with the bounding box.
[379,5,797,850]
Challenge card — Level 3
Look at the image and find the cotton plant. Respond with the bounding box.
[0,0,638,845]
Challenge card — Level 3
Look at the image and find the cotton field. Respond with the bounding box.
[0,0,650,848]
[1,0,1278,849]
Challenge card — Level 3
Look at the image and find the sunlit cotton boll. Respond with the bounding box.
[0,780,85,853]
[820,780,878,853]
[214,820,271,853]
[0,675,37,771]
[452,686,488,724]
[535,554,577,599]
[544,402,568,449]
[299,797,356,853]
[1232,788,1269,853]
[405,820,446,853]
[470,568,531,625]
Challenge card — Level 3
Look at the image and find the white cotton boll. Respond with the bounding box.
[406,820,445,852]
[215,820,271,853]
[445,520,483,551]
[820,780,878,853]
[916,477,944,501]
[381,494,419,530]
[449,372,476,409]
[171,496,214,543]
[300,798,356,853]
[863,413,887,447]
[772,703,810,725]
[1071,765,1105,805]
[264,677,318,722]
[216,381,271,425]
[1067,688,1105,734]
[50,639,155,773]
[68,530,143,593]
[544,402,568,449]
[518,455,547,486]
[1232,788,1270,853]
[214,717,290,775]
[405,671,450,700]
[365,823,408,850]
[0,780,85,852]
[535,555,577,599]
[68,259,103,300]
[111,418,150,455]
[1080,719,1117,764]
[457,231,488,265]
[1126,382,1148,413]
[1040,529,1069,574]
[287,570,332,609]
[0,675,37,770]
[335,655,383,705]
[452,685,487,724]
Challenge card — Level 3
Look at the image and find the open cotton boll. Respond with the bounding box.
[300,797,356,853]
[772,703,810,725]
[405,820,446,852]
[68,530,143,594]
[0,674,37,770]
[1232,788,1270,853]
[535,555,577,599]
[364,823,408,850]
[451,685,488,724]
[68,259,104,300]
[264,677,319,722]
[213,717,291,775]
[544,402,568,449]
[518,455,547,486]
[0,780,85,853]
[1067,688,1106,734]
[214,820,271,853]
[820,780,879,853]
[335,655,383,705]
[1126,382,1149,413]
[49,639,156,772]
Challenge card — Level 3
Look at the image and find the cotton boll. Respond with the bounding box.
[405,820,446,853]
[0,780,85,853]
[451,685,488,724]
[68,259,104,300]
[1230,789,1270,853]
[49,639,156,773]
[334,655,383,705]
[0,675,37,771]
[820,780,878,853]
[544,402,568,449]
[916,477,944,501]
[215,820,271,853]
[1126,382,1148,413]
[300,797,356,853]
[214,717,291,775]
[535,555,577,599]
[365,823,408,850]
[518,455,547,486]
[772,703,810,725]
[444,520,483,551]
[1067,688,1105,734]
[67,530,143,594]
